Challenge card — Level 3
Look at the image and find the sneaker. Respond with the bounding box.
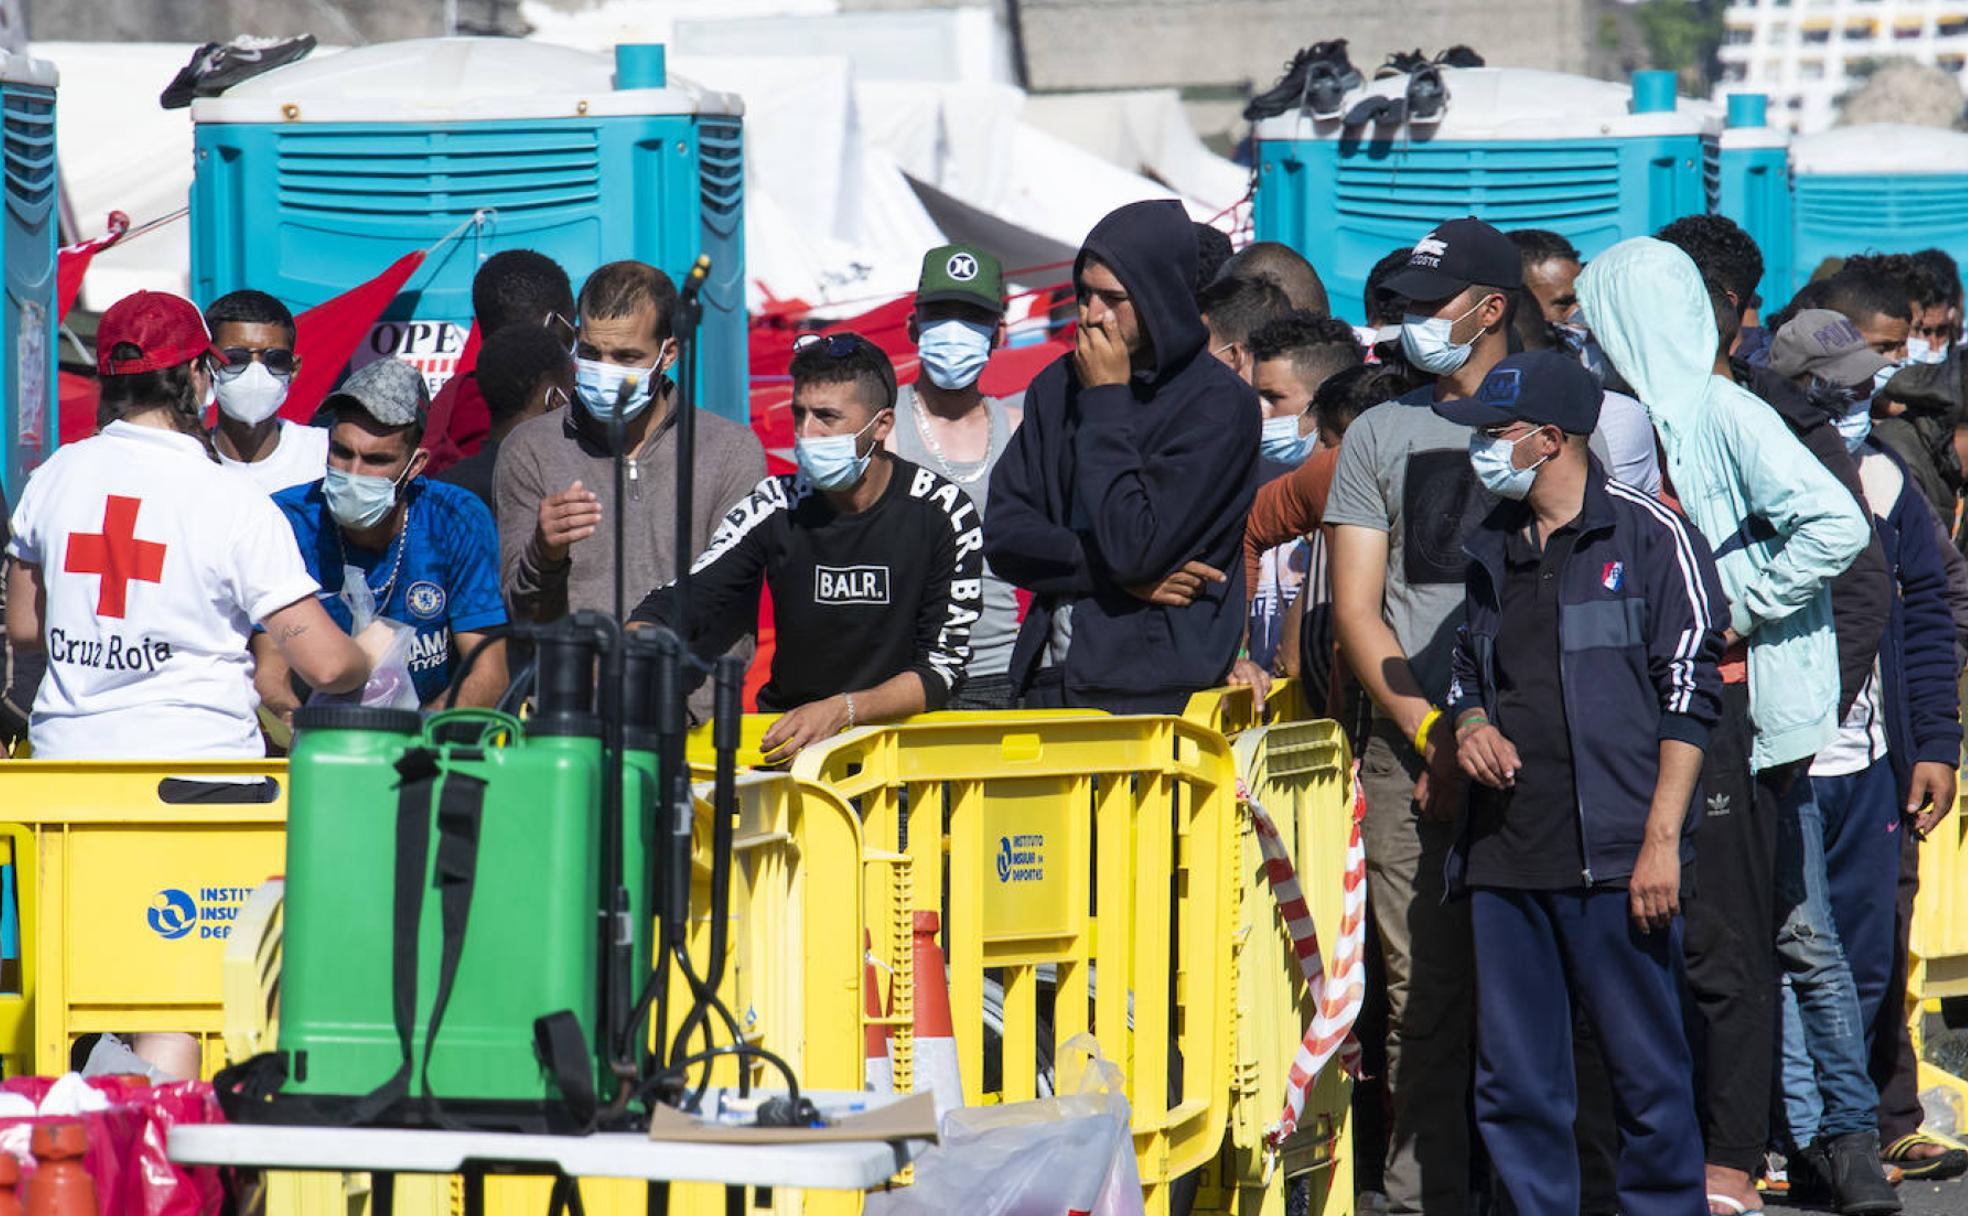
[1821,1130,1902,1215]
[1406,63,1449,127]
[1244,42,1357,122]
[1786,1143,1834,1206]
[1308,39,1365,91]
[1376,49,1431,80]
[194,35,317,99]
[158,42,221,109]
[1435,45,1487,69]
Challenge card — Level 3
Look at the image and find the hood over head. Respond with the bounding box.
[1575,237,1719,441]
[1074,199,1208,381]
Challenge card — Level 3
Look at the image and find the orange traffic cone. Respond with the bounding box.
[910,910,965,1118]
[863,929,893,1093]
[0,1151,23,1216]
[26,1122,93,1216]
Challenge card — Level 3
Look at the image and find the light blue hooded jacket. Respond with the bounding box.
[1577,238,1869,771]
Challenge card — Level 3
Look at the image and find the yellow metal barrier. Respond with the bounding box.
[1911,779,1968,1002]
[1192,721,1355,1216]
[788,714,1241,1213]
[0,760,286,1078]
[1905,775,1968,1133]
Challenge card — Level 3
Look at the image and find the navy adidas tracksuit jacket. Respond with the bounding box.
[1446,458,1729,886]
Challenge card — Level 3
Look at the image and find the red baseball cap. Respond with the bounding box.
[95,291,227,376]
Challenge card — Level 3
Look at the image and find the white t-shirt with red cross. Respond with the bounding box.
[6,420,320,759]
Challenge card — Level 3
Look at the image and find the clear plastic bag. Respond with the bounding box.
[865,1035,1144,1216]
[306,569,419,712]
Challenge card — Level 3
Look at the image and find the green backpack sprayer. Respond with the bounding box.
[216,257,804,1140]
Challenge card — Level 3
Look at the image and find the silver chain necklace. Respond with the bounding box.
[910,393,995,485]
[335,496,412,608]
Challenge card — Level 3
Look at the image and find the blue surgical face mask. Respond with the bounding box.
[796,413,884,491]
[1906,336,1947,366]
[1468,428,1549,501]
[1400,295,1494,375]
[574,354,661,422]
[1835,401,1873,454]
[1873,360,1902,397]
[917,318,995,391]
[1260,414,1317,464]
[324,464,407,530]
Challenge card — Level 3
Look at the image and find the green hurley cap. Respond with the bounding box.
[916,244,1005,314]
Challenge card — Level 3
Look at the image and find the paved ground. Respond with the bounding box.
[1762,1175,1965,1214]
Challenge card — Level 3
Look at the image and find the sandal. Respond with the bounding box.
[1707,1194,1762,1216]
[1882,1130,1968,1180]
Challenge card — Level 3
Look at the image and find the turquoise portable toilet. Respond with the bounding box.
[1714,93,1790,311]
[1785,124,1968,305]
[189,38,748,421]
[1252,68,1719,324]
[1,49,58,506]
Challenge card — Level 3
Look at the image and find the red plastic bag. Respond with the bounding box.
[0,1077,225,1216]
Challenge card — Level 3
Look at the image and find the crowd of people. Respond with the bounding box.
[2,195,1966,1214]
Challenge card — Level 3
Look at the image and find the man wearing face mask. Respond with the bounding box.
[205,290,323,494]
[494,262,766,702]
[1443,351,1724,1216]
[884,245,1024,710]
[262,358,508,718]
[1771,312,1968,1189]
[986,199,1259,715]
[1579,239,1883,1216]
[1239,313,1364,672]
[1199,272,1294,389]
[632,334,981,761]
[1324,215,1521,1216]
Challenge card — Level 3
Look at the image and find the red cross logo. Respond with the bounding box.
[64,495,167,619]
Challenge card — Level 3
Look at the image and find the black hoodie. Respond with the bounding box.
[1731,356,1890,718]
[985,200,1260,712]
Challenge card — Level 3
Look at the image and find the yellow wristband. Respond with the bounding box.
[1412,708,1444,756]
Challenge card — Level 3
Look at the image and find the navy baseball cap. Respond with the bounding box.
[1433,350,1602,434]
[1383,217,1524,303]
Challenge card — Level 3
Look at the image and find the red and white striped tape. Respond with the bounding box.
[1238,765,1369,1149]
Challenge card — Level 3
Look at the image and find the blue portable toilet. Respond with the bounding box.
[1252,68,1719,324]
[1784,124,1968,306]
[0,49,58,507]
[1714,93,1791,312]
[189,38,748,421]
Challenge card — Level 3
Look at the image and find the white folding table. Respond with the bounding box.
[169,1124,923,1215]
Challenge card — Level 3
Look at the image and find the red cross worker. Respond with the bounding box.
[3,291,372,760]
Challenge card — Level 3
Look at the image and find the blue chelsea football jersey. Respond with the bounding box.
[272,478,507,705]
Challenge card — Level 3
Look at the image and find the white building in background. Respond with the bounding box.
[1718,1,1968,134]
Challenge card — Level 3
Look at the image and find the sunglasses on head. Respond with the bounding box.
[217,346,297,377]
[793,333,864,359]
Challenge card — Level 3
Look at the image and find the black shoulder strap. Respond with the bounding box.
[419,768,487,1129]
[215,750,442,1125]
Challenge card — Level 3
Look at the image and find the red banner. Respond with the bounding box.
[283,250,426,422]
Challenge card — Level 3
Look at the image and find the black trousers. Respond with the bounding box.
[1872,824,1925,1144]
[1680,684,1779,1175]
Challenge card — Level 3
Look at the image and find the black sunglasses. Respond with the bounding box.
[793,333,865,359]
[218,346,297,376]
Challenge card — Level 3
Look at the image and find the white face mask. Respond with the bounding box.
[795,413,883,491]
[1835,400,1873,454]
[214,360,291,426]
[1400,295,1494,375]
[1468,428,1550,501]
[1907,335,1948,366]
